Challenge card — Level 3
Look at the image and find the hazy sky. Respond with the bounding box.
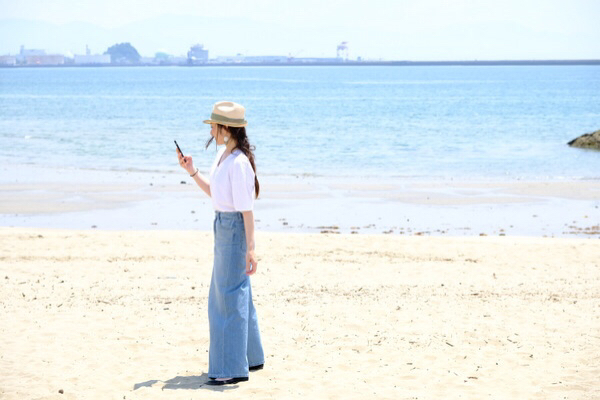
[1,0,599,59]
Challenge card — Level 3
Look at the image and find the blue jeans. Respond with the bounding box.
[208,211,264,378]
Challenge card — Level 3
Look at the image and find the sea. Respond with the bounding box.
[1,65,599,180]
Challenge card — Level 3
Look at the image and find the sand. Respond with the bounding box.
[1,227,599,399]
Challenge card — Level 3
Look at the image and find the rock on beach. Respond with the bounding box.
[568,129,600,150]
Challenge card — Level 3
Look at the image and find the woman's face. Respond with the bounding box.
[210,124,227,145]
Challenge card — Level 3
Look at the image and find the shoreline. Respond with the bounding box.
[1,164,599,237]
[3,59,600,68]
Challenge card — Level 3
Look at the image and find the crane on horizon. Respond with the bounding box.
[337,42,349,61]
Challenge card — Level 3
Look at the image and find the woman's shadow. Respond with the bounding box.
[134,373,237,392]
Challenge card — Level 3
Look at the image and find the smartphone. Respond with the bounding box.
[174,140,184,157]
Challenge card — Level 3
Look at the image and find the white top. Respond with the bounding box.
[209,147,256,212]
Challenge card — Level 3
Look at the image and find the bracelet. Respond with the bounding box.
[190,168,199,177]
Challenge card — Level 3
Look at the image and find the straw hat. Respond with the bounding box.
[203,101,248,127]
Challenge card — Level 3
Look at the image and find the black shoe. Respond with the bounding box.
[209,364,263,380]
[205,377,248,386]
[249,364,264,371]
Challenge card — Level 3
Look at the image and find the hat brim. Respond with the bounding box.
[203,119,248,128]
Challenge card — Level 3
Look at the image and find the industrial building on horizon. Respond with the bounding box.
[0,45,65,66]
[73,45,111,65]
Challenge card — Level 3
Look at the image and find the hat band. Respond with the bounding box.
[210,113,246,125]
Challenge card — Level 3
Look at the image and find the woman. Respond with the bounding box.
[177,101,265,386]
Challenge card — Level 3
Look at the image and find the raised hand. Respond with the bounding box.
[177,149,195,175]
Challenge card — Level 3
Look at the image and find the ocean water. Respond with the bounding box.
[1,65,599,180]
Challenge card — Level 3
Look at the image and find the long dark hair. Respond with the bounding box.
[206,124,260,198]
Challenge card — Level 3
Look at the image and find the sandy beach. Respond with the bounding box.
[1,227,599,399]
[1,165,599,399]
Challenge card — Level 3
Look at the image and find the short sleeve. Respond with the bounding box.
[231,155,256,211]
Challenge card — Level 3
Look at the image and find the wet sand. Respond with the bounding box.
[1,164,599,237]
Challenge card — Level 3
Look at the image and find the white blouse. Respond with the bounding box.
[209,147,256,212]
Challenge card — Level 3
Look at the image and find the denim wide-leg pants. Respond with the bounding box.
[208,211,264,379]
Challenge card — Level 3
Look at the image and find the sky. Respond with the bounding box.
[1,0,599,60]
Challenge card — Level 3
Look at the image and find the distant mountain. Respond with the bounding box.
[0,18,113,55]
[0,15,338,58]
[2,15,595,60]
